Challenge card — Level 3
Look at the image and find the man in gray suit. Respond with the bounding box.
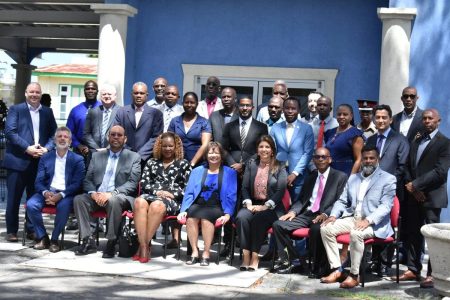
[83,83,120,152]
[74,125,141,258]
[320,145,396,288]
[209,87,238,145]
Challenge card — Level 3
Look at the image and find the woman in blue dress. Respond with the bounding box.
[168,92,212,167]
[324,104,364,176]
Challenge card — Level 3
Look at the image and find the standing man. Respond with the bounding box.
[356,99,378,139]
[74,125,141,258]
[114,82,163,164]
[265,96,284,131]
[147,77,168,107]
[310,96,338,149]
[83,83,120,153]
[391,86,425,143]
[209,87,238,145]
[396,109,450,289]
[158,85,183,132]
[3,82,57,242]
[257,81,289,124]
[26,127,84,252]
[197,76,222,119]
[301,91,323,123]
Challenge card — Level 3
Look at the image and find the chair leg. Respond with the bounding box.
[360,245,368,287]
[395,243,400,284]
[229,227,235,266]
[163,221,168,259]
[61,228,65,250]
[95,218,99,246]
[176,224,181,260]
[22,217,27,246]
[216,226,223,265]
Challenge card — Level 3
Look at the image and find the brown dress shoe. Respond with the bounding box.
[420,276,434,288]
[340,275,359,289]
[34,236,50,250]
[5,233,18,242]
[49,241,60,253]
[393,269,419,282]
[320,270,345,283]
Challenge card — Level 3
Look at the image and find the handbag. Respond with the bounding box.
[118,219,139,258]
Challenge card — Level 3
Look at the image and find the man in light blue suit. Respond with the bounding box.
[320,145,396,289]
[270,97,314,201]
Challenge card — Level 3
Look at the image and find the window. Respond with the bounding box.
[58,84,71,120]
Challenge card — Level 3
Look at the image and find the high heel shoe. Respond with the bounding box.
[139,245,151,263]
[132,248,141,261]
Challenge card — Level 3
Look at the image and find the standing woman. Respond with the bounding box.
[168,92,212,167]
[133,132,191,263]
[177,142,237,266]
[325,104,364,176]
[235,135,287,271]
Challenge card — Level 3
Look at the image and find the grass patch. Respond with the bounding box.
[318,289,399,300]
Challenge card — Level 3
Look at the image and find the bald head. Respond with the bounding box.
[153,77,168,103]
[422,108,440,133]
[317,96,333,120]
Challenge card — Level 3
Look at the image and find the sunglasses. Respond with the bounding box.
[402,94,417,99]
[313,155,330,160]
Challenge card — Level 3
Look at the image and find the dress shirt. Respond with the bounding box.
[416,129,438,165]
[97,150,122,193]
[224,111,234,124]
[399,106,418,137]
[310,115,339,146]
[66,100,100,147]
[355,170,376,220]
[147,98,164,107]
[159,103,183,132]
[286,121,295,146]
[306,167,330,211]
[206,97,218,117]
[135,106,144,126]
[45,151,68,198]
[376,127,391,155]
[27,103,41,145]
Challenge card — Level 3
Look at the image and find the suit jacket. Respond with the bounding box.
[405,131,450,208]
[209,109,238,145]
[392,107,425,143]
[35,150,85,197]
[113,104,163,161]
[241,159,288,218]
[330,168,396,239]
[180,165,237,216]
[196,97,223,119]
[83,104,120,150]
[222,118,268,166]
[291,168,347,217]
[83,148,141,203]
[3,102,57,171]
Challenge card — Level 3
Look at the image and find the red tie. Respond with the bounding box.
[317,120,325,148]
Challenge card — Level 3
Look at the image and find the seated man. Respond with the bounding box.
[74,125,141,258]
[27,126,85,252]
[272,147,347,276]
[320,145,396,288]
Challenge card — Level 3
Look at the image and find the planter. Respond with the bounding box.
[421,223,450,297]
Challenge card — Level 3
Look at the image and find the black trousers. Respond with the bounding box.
[235,208,278,253]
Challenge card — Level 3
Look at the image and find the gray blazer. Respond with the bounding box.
[330,168,396,239]
[83,104,120,150]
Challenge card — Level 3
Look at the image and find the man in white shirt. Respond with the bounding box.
[197,76,222,119]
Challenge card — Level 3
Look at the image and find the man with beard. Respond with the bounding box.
[26,127,85,252]
[320,145,396,289]
[147,77,168,107]
[209,87,239,145]
[197,76,222,119]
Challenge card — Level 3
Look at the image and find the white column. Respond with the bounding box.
[377,8,417,114]
[91,4,137,105]
[12,63,36,104]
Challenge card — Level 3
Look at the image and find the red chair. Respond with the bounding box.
[335,196,401,287]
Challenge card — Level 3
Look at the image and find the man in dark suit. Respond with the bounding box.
[391,86,425,143]
[395,109,450,289]
[84,83,120,152]
[209,87,238,145]
[272,147,347,276]
[113,82,163,164]
[74,125,141,258]
[26,127,84,252]
[3,82,57,242]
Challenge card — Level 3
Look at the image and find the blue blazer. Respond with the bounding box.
[3,102,57,171]
[180,165,237,216]
[35,150,85,198]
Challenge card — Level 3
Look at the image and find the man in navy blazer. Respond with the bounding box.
[3,82,57,242]
[209,87,239,145]
[113,82,163,164]
[26,127,84,252]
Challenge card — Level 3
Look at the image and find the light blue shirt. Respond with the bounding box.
[98,150,122,192]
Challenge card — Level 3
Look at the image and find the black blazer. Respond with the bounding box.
[291,168,347,216]
[222,118,268,166]
[391,107,425,143]
[241,159,288,218]
[209,109,238,146]
[405,131,450,208]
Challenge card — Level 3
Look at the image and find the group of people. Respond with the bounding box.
[2,77,449,289]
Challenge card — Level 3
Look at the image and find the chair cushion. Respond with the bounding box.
[91,209,107,218]
[291,228,310,238]
[336,233,395,245]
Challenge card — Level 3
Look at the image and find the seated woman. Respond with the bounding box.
[235,135,287,271]
[133,132,191,263]
[177,142,237,266]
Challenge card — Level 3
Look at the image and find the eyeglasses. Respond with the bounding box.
[313,155,330,160]
[402,94,417,99]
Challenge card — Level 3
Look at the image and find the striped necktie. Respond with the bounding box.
[240,121,247,147]
[101,109,110,147]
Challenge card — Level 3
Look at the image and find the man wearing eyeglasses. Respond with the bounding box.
[197,76,222,119]
[391,86,425,143]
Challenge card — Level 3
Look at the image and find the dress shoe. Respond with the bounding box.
[272,259,290,272]
[219,245,231,257]
[321,270,345,283]
[393,269,419,282]
[139,245,151,263]
[26,232,36,241]
[75,237,97,256]
[276,264,303,274]
[247,267,256,272]
[163,239,179,249]
[340,274,359,289]
[186,256,199,265]
[239,266,248,271]
[102,239,116,258]
[5,233,18,242]
[34,236,50,250]
[260,250,276,261]
[49,240,60,253]
[420,276,434,288]
[200,257,210,266]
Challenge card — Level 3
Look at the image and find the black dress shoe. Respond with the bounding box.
[272,259,290,272]
[200,257,210,266]
[66,218,78,231]
[49,240,60,253]
[277,264,303,274]
[75,237,97,256]
[34,236,50,250]
[102,239,116,258]
[186,256,199,265]
[5,233,18,242]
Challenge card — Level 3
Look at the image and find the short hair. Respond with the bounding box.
[239,97,253,105]
[84,80,98,89]
[100,83,117,94]
[54,126,72,139]
[283,96,300,108]
[361,144,379,157]
[183,91,199,103]
[203,141,225,164]
[153,132,184,161]
[133,81,148,90]
[372,104,392,118]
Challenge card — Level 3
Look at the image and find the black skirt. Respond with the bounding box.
[187,192,223,224]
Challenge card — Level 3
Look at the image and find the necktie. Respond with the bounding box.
[101,109,110,147]
[311,174,324,213]
[99,153,118,192]
[240,121,247,147]
[376,135,385,154]
[317,120,325,148]
[164,107,172,132]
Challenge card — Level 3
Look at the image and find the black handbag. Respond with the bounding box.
[118,220,139,258]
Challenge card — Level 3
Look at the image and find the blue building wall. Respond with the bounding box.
[122,0,387,117]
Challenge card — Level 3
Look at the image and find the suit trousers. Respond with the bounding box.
[74,193,131,240]
[235,208,278,253]
[404,197,440,276]
[321,217,374,275]
[5,162,38,234]
[27,193,73,241]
